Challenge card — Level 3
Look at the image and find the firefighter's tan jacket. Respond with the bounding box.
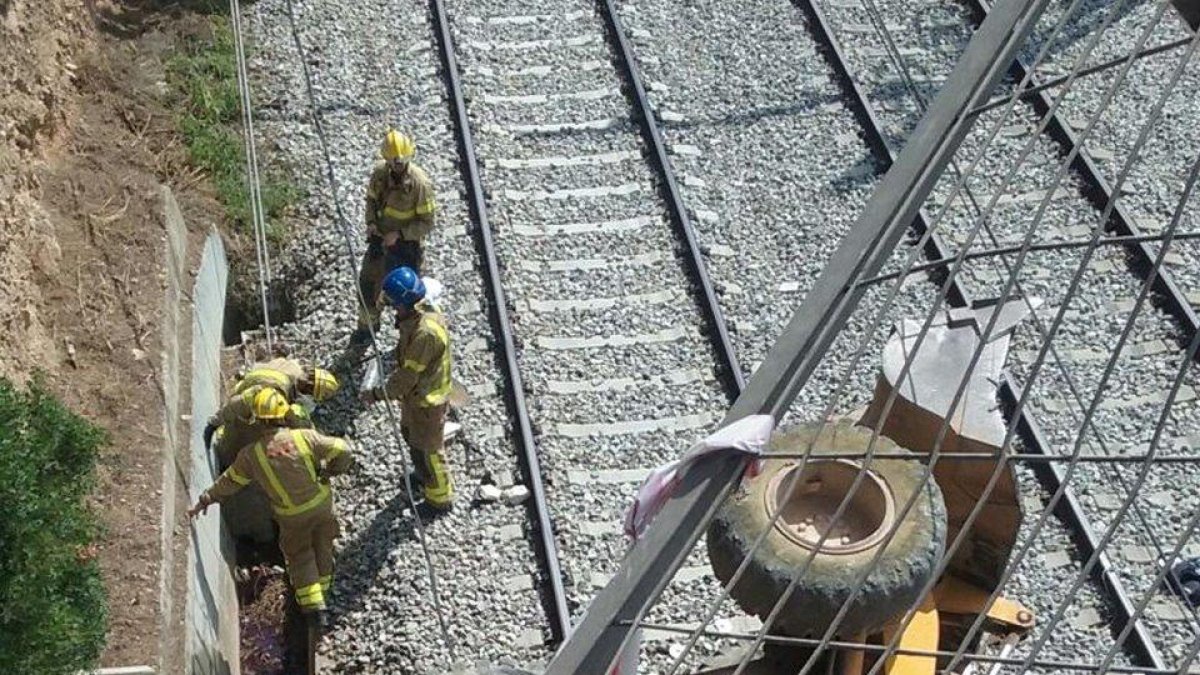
[208,358,311,429]
[204,428,354,517]
[365,162,436,242]
[381,307,452,407]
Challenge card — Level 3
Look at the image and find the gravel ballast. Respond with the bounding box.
[239,0,1200,671]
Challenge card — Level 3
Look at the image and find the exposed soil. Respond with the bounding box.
[239,566,290,674]
[0,0,234,668]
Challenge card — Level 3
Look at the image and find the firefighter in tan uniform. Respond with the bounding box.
[203,357,341,467]
[352,130,437,346]
[188,389,355,614]
[360,266,455,510]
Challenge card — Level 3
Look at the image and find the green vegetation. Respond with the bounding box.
[0,379,107,674]
[167,13,299,244]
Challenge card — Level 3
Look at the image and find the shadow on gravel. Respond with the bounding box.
[327,489,419,632]
[664,94,843,130]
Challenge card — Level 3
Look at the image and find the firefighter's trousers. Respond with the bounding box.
[358,236,423,329]
[277,496,339,612]
[401,399,453,508]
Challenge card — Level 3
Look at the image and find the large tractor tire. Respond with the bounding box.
[706,420,947,637]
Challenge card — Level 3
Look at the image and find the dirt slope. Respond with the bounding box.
[2,0,222,668]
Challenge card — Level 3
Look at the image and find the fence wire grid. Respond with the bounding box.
[572,1,1200,673]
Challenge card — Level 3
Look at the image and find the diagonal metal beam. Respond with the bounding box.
[543,1,1050,671]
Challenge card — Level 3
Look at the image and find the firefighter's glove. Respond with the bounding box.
[187,493,214,520]
[203,422,218,450]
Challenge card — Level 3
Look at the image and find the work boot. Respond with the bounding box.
[415,499,453,521]
[305,607,331,633]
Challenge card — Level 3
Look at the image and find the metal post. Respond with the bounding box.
[543,1,1050,671]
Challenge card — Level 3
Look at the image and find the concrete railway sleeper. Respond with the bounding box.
[430,0,747,651]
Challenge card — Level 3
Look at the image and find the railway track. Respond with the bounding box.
[797,0,1200,668]
[590,0,1200,671]
[240,0,1200,671]
[431,0,751,645]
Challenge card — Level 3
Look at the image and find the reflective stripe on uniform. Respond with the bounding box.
[253,438,331,517]
[318,575,333,591]
[424,453,453,505]
[422,318,453,406]
[327,438,348,460]
[253,442,295,511]
[403,359,426,373]
[382,205,417,221]
[275,431,330,517]
[235,368,291,394]
[415,198,436,215]
[275,488,329,517]
[293,431,319,483]
[295,582,325,607]
[227,468,251,486]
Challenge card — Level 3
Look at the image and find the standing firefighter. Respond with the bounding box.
[203,357,340,466]
[360,266,455,510]
[188,389,355,614]
[353,129,437,346]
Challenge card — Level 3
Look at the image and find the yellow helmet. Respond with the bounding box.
[252,388,290,421]
[381,129,416,162]
[311,368,340,401]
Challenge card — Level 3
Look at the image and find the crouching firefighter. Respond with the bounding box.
[204,357,340,466]
[360,266,455,511]
[188,389,355,615]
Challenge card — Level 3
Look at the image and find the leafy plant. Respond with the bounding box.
[0,379,108,674]
[167,15,300,245]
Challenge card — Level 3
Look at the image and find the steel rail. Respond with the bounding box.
[545,1,1045,669]
[968,35,1194,116]
[855,229,1200,288]
[790,0,1167,669]
[595,0,749,395]
[999,374,1168,669]
[964,0,1200,365]
[794,0,973,306]
[427,0,572,644]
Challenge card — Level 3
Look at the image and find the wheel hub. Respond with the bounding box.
[765,459,896,555]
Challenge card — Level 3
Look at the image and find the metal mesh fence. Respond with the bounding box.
[551,1,1200,672]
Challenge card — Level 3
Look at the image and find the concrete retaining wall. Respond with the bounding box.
[183,226,240,675]
[159,187,186,674]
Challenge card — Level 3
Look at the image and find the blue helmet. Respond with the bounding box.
[382,266,426,308]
